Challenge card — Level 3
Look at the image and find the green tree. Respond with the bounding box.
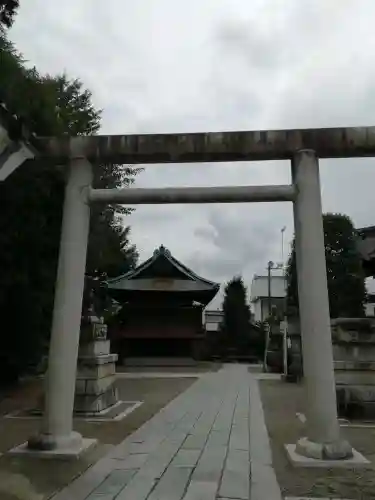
[87,214,139,278]
[0,0,19,29]
[220,276,253,354]
[87,155,142,278]
[286,213,367,318]
[0,34,139,383]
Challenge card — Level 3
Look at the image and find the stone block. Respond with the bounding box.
[147,466,193,500]
[229,424,250,451]
[74,386,118,414]
[171,449,201,468]
[75,375,116,396]
[285,443,371,468]
[219,449,250,500]
[113,453,149,470]
[80,322,108,344]
[333,317,375,419]
[205,429,230,448]
[77,361,116,380]
[79,340,110,357]
[335,369,375,385]
[116,474,156,500]
[75,379,86,394]
[191,445,226,483]
[78,353,118,366]
[87,469,135,498]
[250,463,282,500]
[337,385,375,418]
[335,360,375,371]
[334,344,375,362]
[183,480,218,500]
[8,438,97,460]
[183,433,208,450]
[86,375,116,395]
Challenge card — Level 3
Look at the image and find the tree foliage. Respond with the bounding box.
[286,213,367,318]
[0,33,139,383]
[219,276,253,354]
[0,0,18,29]
[88,155,142,278]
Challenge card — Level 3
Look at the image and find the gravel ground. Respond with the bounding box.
[0,376,196,499]
[260,379,375,500]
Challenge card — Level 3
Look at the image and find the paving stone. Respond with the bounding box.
[251,479,282,500]
[52,366,282,500]
[112,453,149,469]
[86,495,118,500]
[183,434,208,450]
[182,480,218,500]
[168,429,194,445]
[172,449,201,468]
[191,445,227,483]
[218,450,250,500]
[213,410,235,430]
[52,458,115,500]
[148,466,193,499]
[229,424,250,451]
[138,439,186,480]
[251,462,282,500]
[205,429,230,447]
[249,430,272,464]
[212,414,232,426]
[249,379,272,465]
[127,436,165,454]
[175,411,202,431]
[86,469,135,498]
[115,473,157,500]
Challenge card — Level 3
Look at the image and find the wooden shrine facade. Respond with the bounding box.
[107,245,220,361]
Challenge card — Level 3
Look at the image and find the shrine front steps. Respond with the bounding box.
[123,357,197,367]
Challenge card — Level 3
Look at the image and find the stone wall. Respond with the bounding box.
[332,317,375,419]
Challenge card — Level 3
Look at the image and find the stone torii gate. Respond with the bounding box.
[3,122,375,461]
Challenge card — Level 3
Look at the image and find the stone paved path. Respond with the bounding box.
[53,365,281,500]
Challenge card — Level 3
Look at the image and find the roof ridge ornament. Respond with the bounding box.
[153,245,171,257]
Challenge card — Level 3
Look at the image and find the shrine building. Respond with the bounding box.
[107,245,220,361]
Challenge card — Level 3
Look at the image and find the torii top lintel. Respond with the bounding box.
[37,126,375,164]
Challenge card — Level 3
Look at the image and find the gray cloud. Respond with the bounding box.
[9,0,375,303]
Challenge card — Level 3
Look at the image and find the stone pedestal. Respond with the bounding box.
[332,317,375,419]
[75,322,118,415]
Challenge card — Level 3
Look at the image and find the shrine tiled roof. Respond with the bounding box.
[107,245,220,290]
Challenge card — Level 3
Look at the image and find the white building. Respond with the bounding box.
[204,310,224,332]
[250,274,287,323]
[365,294,375,317]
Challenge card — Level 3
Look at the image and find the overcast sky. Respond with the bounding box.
[9,0,375,306]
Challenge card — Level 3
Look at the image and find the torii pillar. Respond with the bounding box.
[27,151,96,455]
[290,149,352,460]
